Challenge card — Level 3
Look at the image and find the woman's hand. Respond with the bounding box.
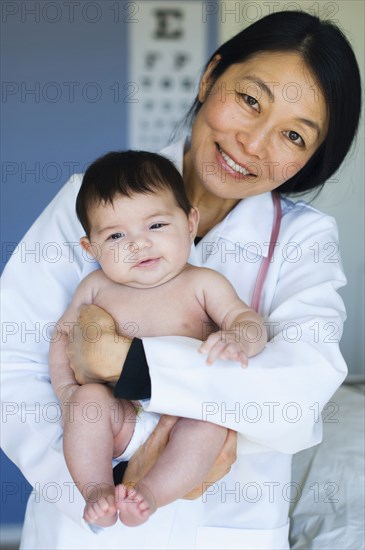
[66,304,131,385]
[184,428,237,499]
[123,416,237,499]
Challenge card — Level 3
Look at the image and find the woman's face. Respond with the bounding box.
[186,51,328,199]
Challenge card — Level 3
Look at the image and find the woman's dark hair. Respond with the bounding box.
[76,150,192,236]
[187,11,362,195]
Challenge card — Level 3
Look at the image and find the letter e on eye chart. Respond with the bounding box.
[128,1,211,151]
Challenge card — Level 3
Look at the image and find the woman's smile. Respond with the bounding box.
[216,144,257,178]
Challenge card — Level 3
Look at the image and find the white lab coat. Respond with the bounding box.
[1,139,347,549]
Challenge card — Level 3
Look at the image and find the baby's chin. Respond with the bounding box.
[125,277,176,290]
[123,268,188,290]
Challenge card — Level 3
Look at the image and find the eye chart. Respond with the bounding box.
[128,1,210,151]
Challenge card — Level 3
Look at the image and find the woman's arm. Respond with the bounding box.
[1,174,94,526]
[142,211,347,454]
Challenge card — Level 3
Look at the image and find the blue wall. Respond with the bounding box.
[1,2,130,269]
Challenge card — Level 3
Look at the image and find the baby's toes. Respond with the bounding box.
[138,498,150,514]
[84,504,98,523]
[96,497,109,514]
[115,484,128,504]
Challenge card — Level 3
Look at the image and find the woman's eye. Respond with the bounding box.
[109,232,124,240]
[242,94,259,111]
[284,130,305,146]
[150,223,167,230]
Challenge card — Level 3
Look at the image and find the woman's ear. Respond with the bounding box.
[80,236,97,259]
[188,207,200,241]
[198,54,221,103]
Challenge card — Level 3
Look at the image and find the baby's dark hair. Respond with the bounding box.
[76,150,192,236]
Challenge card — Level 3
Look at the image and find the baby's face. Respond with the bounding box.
[81,189,198,288]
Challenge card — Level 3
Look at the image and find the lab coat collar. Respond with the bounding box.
[161,139,275,257]
[215,193,275,257]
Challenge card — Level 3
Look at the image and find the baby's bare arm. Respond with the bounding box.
[196,269,267,365]
[49,331,78,406]
[49,273,98,405]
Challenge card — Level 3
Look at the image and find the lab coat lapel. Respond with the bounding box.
[218,193,275,258]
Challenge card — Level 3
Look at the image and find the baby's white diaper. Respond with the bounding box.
[112,408,160,465]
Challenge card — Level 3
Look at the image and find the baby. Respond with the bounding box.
[49,151,267,528]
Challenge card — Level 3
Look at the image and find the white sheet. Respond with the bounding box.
[290,384,365,549]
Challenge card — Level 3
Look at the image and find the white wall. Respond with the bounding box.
[218,0,364,378]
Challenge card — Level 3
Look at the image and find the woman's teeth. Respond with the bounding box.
[219,146,251,175]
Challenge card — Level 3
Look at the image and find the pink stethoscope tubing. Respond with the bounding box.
[250,192,282,312]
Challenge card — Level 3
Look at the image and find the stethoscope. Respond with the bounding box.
[195,191,282,313]
[251,192,282,312]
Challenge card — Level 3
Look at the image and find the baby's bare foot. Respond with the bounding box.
[116,483,156,527]
[83,485,117,527]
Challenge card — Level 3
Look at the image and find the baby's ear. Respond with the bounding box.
[188,207,200,241]
[80,237,96,258]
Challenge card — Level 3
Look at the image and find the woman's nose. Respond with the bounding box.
[237,122,270,159]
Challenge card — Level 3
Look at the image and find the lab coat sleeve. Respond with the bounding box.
[1,174,92,527]
[142,209,348,454]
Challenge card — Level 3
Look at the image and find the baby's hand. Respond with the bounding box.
[198,331,248,367]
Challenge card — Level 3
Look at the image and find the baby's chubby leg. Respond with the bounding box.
[63,383,136,527]
[116,418,227,526]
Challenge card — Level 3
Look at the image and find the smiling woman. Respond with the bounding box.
[185,10,360,197]
[185,51,328,204]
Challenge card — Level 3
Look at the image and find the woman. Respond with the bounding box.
[1,11,361,550]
